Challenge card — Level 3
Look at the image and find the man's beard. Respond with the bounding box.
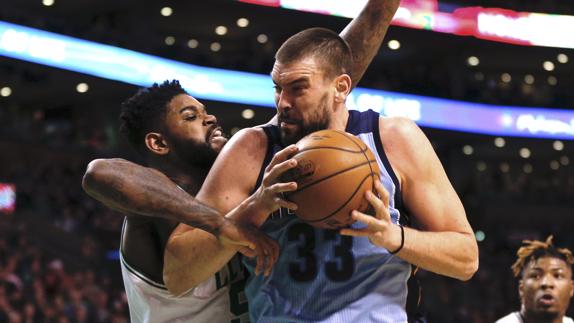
[169,136,219,170]
[279,94,331,146]
[525,309,560,321]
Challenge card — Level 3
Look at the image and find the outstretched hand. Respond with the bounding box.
[218,218,279,276]
[339,180,402,253]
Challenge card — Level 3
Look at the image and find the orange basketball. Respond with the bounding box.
[282,129,381,229]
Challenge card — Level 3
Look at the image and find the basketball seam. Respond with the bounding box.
[298,146,367,154]
[307,173,373,223]
[290,159,378,193]
[345,135,377,178]
[341,132,379,186]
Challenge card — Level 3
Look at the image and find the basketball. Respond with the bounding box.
[282,129,381,229]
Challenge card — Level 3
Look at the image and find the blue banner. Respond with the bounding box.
[1,20,573,140]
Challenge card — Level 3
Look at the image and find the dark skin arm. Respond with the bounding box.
[82,158,222,233]
[82,158,278,259]
[341,0,401,89]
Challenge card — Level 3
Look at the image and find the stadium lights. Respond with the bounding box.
[462,145,473,155]
[476,161,487,172]
[557,53,569,64]
[519,148,531,159]
[242,109,255,119]
[42,0,55,7]
[215,26,228,36]
[237,18,250,28]
[164,36,176,46]
[210,42,221,52]
[524,74,535,85]
[553,140,564,151]
[548,76,558,86]
[76,83,89,93]
[257,34,268,44]
[388,40,400,50]
[543,61,555,71]
[161,7,173,17]
[494,137,505,148]
[467,56,480,66]
[0,86,12,97]
[187,39,199,48]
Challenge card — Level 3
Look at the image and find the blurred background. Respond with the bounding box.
[0,0,573,322]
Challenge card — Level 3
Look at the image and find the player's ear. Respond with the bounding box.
[334,74,351,103]
[145,132,170,155]
[518,279,525,300]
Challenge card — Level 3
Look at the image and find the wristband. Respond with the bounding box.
[389,224,404,255]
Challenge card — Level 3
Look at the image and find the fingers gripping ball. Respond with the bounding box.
[282,130,381,229]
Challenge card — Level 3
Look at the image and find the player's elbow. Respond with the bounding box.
[457,238,479,281]
[82,159,105,195]
[458,258,479,281]
[82,158,121,196]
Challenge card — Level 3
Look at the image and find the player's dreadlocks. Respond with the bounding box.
[511,235,574,278]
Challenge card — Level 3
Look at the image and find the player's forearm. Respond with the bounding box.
[163,227,236,296]
[392,227,478,281]
[340,0,401,88]
[82,158,224,235]
[163,197,270,295]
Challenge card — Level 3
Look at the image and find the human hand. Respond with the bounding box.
[219,218,279,276]
[339,180,402,252]
[254,144,299,214]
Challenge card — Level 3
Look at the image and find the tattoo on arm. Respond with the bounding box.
[341,0,400,88]
[82,159,224,236]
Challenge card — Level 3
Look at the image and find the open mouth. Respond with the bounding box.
[207,127,225,142]
[279,118,299,128]
[538,294,556,307]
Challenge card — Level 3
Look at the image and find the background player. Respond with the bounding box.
[496,236,574,323]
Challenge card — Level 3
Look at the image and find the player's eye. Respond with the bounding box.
[184,115,197,121]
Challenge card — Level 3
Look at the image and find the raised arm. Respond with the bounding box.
[341,0,401,88]
[341,118,479,281]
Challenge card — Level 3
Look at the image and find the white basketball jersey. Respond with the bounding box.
[120,253,249,323]
[496,312,574,323]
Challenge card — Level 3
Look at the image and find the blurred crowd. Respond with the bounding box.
[0,156,128,323]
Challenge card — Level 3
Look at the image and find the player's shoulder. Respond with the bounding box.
[215,126,269,165]
[231,126,268,144]
[564,316,574,323]
[495,312,521,323]
[378,116,419,140]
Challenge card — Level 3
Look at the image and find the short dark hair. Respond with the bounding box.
[511,235,574,278]
[119,80,187,153]
[275,27,353,80]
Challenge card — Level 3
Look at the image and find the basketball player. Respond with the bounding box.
[82,0,401,321]
[165,26,479,322]
[496,236,574,323]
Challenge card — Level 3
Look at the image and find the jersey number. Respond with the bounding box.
[288,223,354,282]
